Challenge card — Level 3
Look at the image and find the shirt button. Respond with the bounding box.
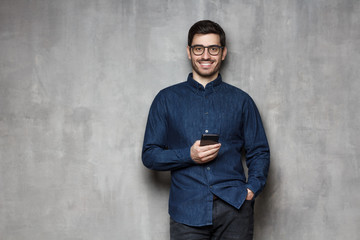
[207,167,210,170]
[205,130,209,133]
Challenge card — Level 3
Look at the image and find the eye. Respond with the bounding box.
[191,45,205,55]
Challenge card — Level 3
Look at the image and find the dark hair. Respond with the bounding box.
[188,20,226,47]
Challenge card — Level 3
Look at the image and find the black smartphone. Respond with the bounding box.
[200,134,219,146]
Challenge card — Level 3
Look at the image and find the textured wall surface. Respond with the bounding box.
[1,0,359,239]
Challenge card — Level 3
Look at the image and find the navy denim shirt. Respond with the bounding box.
[142,73,270,226]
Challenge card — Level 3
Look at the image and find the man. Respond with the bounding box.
[142,20,270,240]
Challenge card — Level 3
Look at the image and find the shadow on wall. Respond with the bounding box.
[254,161,277,229]
[146,170,171,190]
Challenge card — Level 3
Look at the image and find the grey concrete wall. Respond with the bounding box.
[0,0,359,239]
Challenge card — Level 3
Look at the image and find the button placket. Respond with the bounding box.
[203,91,210,134]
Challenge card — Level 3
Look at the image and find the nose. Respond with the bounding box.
[202,48,211,59]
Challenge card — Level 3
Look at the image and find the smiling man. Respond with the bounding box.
[142,20,270,240]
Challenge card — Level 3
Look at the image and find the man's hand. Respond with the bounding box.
[190,140,221,164]
[246,188,254,200]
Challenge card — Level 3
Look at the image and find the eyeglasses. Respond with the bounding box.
[190,45,224,56]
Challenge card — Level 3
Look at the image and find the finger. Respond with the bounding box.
[199,143,221,151]
[199,153,219,163]
[193,144,220,157]
[246,194,254,200]
[198,150,220,163]
[202,146,221,156]
[197,148,218,159]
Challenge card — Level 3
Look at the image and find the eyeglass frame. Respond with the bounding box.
[189,44,224,56]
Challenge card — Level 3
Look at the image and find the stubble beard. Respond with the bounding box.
[191,57,223,79]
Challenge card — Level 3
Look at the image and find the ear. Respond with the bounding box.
[221,46,227,61]
[187,46,191,59]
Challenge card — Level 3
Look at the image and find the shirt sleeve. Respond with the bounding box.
[142,92,195,171]
[242,97,270,197]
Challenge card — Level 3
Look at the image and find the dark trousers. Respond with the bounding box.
[170,198,254,240]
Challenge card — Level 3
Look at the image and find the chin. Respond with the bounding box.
[195,67,220,79]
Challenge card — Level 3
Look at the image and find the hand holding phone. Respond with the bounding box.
[191,136,221,164]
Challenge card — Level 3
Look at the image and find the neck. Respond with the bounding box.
[192,71,219,87]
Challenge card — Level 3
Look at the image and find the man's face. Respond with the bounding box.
[187,33,227,82]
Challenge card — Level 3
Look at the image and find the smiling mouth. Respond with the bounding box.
[199,61,214,68]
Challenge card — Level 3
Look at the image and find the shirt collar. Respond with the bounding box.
[187,73,223,92]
